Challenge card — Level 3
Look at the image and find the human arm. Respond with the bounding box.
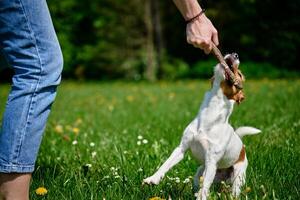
[173,0,219,54]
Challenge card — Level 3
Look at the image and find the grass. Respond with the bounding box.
[0,79,299,200]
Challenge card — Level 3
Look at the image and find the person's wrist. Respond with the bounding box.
[185,9,206,24]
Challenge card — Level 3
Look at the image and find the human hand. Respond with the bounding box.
[186,14,219,54]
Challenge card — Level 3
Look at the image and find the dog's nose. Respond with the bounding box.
[232,53,239,60]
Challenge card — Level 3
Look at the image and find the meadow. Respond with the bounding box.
[0,79,299,200]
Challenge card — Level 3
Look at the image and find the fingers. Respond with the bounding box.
[212,29,219,46]
[185,16,219,54]
[187,37,212,54]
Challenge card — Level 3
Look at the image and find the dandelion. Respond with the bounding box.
[35,187,48,196]
[183,178,190,184]
[245,186,251,193]
[114,175,121,179]
[72,127,80,135]
[142,139,148,144]
[137,141,141,146]
[138,168,143,172]
[85,164,92,168]
[168,92,176,100]
[54,125,63,133]
[137,135,143,140]
[75,118,82,125]
[91,151,97,158]
[108,105,114,111]
[126,95,134,102]
[90,142,95,147]
[149,197,165,200]
[175,177,180,183]
[72,140,78,145]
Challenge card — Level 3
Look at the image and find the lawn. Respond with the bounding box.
[0,79,299,199]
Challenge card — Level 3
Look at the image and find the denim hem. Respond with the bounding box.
[0,163,34,173]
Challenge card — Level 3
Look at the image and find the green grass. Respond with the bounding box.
[0,79,299,200]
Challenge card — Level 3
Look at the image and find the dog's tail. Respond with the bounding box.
[235,126,261,138]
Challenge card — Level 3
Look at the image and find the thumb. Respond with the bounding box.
[212,30,219,46]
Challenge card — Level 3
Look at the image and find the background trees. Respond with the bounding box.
[0,0,299,81]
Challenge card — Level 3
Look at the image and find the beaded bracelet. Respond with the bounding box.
[185,9,206,24]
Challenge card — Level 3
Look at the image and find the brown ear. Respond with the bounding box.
[233,90,245,104]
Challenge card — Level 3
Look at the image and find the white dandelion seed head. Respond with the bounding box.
[183,178,190,184]
[110,167,116,171]
[137,135,143,140]
[91,151,97,158]
[137,141,141,146]
[137,168,143,172]
[90,142,95,147]
[142,139,148,144]
[85,163,92,168]
[72,140,78,145]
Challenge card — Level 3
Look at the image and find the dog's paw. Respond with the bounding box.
[142,176,161,185]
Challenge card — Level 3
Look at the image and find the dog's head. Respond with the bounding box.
[213,53,245,104]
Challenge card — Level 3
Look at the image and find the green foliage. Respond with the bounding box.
[1,80,299,199]
[0,0,299,80]
[185,60,300,79]
[48,0,147,79]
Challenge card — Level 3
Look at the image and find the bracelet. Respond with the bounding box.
[185,9,206,24]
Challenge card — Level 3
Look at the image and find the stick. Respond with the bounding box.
[211,43,243,89]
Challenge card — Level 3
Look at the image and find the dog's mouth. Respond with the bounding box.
[224,53,239,72]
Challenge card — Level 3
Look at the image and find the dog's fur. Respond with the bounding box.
[143,53,261,200]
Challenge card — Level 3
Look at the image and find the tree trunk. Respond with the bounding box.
[144,0,156,81]
[152,0,165,78]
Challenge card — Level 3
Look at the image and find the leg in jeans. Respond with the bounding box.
[0,0,63,198]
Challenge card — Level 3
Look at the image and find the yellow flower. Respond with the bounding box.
[168,92,175,100]
[126,95,134,102]
[108,105,114,111]
[245,186,251,193]
[75,118,83,125]
[149,197,165,200]
[54,125,63,134]
[72,127,80,135]
[35,187,47,196]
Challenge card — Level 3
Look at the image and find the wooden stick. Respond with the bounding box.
[211,43,243,89]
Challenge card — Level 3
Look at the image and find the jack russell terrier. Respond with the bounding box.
[143,53,261,200]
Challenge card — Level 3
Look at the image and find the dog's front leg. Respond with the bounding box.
[143,145,186,185]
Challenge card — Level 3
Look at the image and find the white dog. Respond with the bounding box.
[143,53,261,200]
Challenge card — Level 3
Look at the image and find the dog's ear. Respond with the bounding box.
[233,90,245,104]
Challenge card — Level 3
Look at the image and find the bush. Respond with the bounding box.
[187,60,300,79]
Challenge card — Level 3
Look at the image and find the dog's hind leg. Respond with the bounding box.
[231,156,248,197]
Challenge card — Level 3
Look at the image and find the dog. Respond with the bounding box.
[143,53,261,200]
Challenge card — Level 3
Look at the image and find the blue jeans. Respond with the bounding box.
[0,0,63,173]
